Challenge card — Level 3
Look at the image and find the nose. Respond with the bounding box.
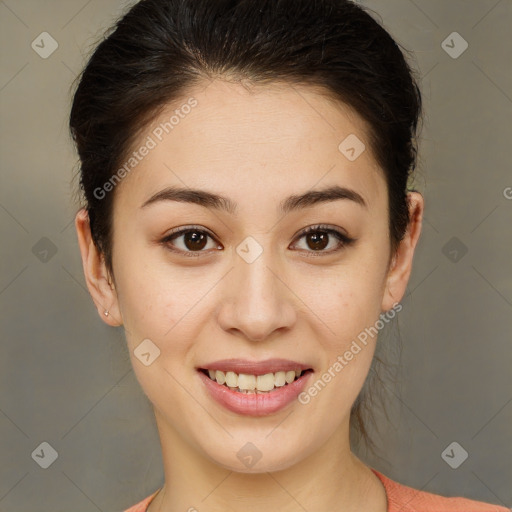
[216,242,297,342]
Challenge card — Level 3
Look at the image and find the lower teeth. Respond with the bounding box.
[233,388,273,394]
[224,380,297,394]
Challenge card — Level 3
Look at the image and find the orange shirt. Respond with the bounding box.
[123,468,509,511]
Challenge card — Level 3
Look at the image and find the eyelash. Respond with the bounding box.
[160,224,356,258]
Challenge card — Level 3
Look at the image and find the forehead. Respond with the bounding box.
[114,79,386,215]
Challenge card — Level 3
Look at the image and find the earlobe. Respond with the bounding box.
[74,208,123,326]
[381,192,424,312]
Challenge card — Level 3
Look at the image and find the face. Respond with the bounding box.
[76,79,422,473]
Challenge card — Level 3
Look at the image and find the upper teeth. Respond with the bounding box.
[207,369,302,392]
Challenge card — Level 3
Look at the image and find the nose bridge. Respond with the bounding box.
[238,238,277,300]
[217,235,295,340]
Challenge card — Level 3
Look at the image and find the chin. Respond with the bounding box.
[201,436,310,474]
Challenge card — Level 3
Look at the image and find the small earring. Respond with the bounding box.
[104,310,109,316]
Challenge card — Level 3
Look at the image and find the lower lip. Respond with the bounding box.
[198,370,313,417]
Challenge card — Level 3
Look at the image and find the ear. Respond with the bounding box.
[74,208,122,326]
[381,191,424,312]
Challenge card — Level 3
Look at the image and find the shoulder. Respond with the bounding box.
[122,476,511,512]
[123,490,159,512]
[371,469,510,512]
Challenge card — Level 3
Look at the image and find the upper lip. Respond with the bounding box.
[198,358,313,376]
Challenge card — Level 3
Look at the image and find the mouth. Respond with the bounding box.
[198,367,313,394]
[196,359,314,416]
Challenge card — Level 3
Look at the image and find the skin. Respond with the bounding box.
[75,79,423,511]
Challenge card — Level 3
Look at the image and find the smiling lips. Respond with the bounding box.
[197,358,314,416]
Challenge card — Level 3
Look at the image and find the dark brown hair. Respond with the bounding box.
[69,0,423,454]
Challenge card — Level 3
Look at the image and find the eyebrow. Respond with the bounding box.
[140,184,367,214]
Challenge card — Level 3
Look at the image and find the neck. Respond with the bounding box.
[147,409,387,512]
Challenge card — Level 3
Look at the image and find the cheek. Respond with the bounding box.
[113,248,196,338]
[115,260,218,399]
[302,258,386,406]
[305,260,384,341]
[119,271,199,408]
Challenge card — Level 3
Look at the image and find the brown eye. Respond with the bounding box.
[161,224,355,258]
[292,225,356,255]
[182,231,208,251]
[161,227,221,256]
[305,231,330,251]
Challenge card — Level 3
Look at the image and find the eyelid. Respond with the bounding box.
[294,223,350,241]
[164,224,216,239]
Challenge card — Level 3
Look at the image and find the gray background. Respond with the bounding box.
[0,0,511,510]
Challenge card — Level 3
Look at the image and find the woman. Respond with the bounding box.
[70,0,508,510]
